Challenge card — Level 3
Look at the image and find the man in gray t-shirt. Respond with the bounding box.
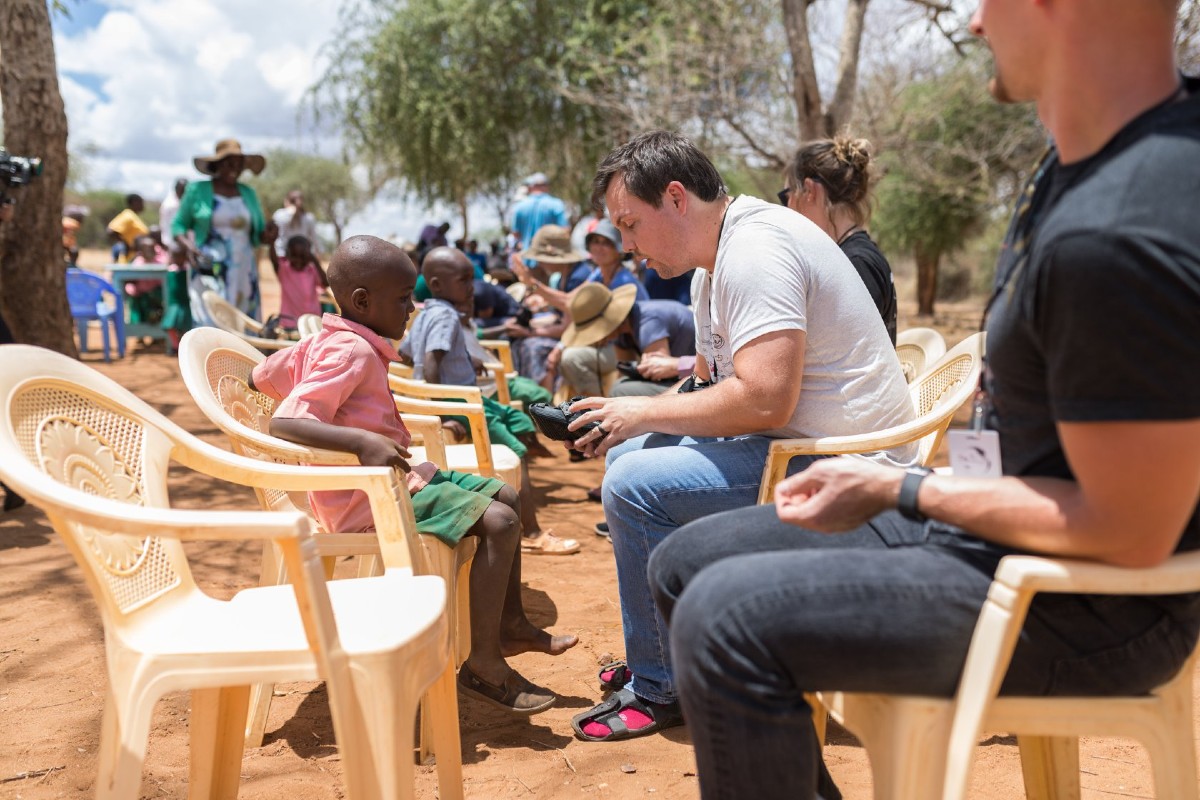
[566,132,915,743]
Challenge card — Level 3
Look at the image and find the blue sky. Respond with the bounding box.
[48,0,492,241]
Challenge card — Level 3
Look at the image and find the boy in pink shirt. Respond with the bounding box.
[251,235,576,715]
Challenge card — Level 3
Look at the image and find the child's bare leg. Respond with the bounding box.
[463,499,523,685]
[517,461,544,535]
[490,484,579,657]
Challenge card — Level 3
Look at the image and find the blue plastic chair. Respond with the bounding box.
[66,268,126,362]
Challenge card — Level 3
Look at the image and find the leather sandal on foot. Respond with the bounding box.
[598,660,631,692]
[457,663,557,716]
[521,531,581,555]
[571,687,683,742]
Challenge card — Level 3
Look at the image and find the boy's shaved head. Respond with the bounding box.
[421,246,473,283]
[327,235,416,310]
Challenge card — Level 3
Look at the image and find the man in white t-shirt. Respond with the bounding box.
[566,131,915,743]
[272,189,321,258]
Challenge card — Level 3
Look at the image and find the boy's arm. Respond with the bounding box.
[424,349,446,384]
[269,417,413,471]
[313,260,329,288]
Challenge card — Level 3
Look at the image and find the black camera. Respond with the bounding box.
[0,149,44,189]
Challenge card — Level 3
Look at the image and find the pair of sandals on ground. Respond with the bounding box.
[571,660,684,742]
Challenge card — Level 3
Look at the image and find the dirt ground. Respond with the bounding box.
[0,258,1181,799]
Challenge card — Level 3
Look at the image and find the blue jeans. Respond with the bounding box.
[601,433,816,704]
[649,505,1200,800]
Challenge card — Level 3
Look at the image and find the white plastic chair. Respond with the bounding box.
[177,327,477,755]
[201,290,295,351]
[297,312,323,338]
[812,553,1200,800]
[0,344,462,800]
[757,332,984,503]
[387,367,523,489]
[896,326,947,384]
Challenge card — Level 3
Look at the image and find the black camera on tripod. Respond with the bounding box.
[0,149,44,197]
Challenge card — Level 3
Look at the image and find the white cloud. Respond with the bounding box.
[50,0,504,239]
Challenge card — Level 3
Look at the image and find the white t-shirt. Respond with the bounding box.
[692,195,916,466]
[272,207,321,257]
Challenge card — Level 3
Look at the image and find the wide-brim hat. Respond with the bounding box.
[518,224,587,264]
[561,283,638,348]
[193,138,266,176]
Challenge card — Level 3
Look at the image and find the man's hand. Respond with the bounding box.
[638,353,681,381]
[510,254,533,284]
[352,430,414,472]
[774,456,903,532]
[545,346,563,373]
[503,319,531,338]
[567,395,654,458]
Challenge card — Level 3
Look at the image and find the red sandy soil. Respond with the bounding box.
[0,257,1181,798]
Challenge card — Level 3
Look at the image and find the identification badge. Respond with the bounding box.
[948,429,1003,478]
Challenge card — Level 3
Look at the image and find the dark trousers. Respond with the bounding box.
[648,505,1200,800]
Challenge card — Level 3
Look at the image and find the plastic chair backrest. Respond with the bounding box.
[66,268,119,318]
[896,327,947,384]
[179,327,326,518]
[202,290,256,335]
[908,332,984,465]
[0,346,194,623]
[297,313,323,338]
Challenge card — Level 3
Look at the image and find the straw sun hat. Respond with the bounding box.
[561,283,639,348]
[518,225,587,264]
[193,139,266,176]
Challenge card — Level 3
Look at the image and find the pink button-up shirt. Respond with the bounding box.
[252,314,435,533]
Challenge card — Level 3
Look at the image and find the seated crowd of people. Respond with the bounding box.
[18,5,1200,797]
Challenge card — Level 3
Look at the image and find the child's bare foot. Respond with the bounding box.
[501,621,579,658]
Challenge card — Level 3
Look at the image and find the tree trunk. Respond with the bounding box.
[457,192,469,241]
[781,0,871,142]
[780,0,825,141]
[914,242,940,317]
[0,0,74,355]
[826,0,870,135]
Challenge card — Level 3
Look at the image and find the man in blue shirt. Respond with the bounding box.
[511,172,568,263]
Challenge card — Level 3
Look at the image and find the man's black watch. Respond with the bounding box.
[897,466,933,523]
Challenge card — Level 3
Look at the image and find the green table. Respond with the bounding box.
[107,264,172,354]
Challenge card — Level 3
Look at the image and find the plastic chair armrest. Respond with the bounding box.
[994,552,1200,597]
[479,339,515,372]
[401,413,449,468]
[765,413,958,459]
[387,369,483,403]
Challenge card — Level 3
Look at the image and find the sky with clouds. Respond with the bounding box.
[50,0,487,241]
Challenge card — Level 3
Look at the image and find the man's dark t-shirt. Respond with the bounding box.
[839,230,897,344]
[983,77,1200,555]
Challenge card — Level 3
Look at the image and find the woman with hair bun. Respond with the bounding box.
[782,136,897,343]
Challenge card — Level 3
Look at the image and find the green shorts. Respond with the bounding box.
[411,469,506,547]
